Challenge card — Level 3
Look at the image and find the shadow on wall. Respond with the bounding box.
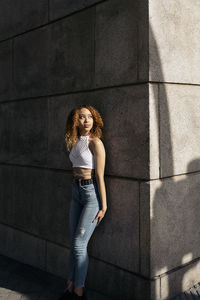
[150,24,200,300]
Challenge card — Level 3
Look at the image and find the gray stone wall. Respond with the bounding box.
[144,1,200,299]
[0,1,149,300]
[0,1,199,299]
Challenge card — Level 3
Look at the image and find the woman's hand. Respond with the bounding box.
[93,209,107,226]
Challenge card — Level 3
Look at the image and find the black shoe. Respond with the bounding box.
[58,288,74,300]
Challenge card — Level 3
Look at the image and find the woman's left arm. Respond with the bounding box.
[92,139,107,226]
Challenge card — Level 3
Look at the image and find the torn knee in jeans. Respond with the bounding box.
[80,227,85,235]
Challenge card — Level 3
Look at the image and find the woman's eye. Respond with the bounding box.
[79,115,93,119]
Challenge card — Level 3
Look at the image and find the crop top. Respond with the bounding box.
[69,135,95,169]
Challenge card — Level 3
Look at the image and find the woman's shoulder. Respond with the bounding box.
[89,136,103,146]
[89,136,105,155]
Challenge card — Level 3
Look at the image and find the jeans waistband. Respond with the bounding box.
[72,176,96,186]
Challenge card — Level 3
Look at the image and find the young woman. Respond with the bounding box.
[59,104,107,300]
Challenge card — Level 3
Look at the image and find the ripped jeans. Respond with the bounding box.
[67,179,101,287]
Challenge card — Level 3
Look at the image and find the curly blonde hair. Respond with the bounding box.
[65,104,104,152]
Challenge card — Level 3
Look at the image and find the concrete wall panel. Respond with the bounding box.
[0,166,72,246]
[0,0,48,41]
[0,41,12,102]
[0,98,48,165]
[13,27,50,99]
[49,0,104,20]
[159,84,200,177]
[0,166,15,224]
[0,223,46,270]
[90,177,139,273]
[140,181,150,277]
[137,0,149,82]
[13,8,95,100]
[40,170,72,245]
[149,0,200,84]
[95,0,138,87]
[149,173,200,277]
[48,8,95,95]
[46,241,69,279]
[149,84,159,179]
[87,256,151,300]
[140,173,200,299]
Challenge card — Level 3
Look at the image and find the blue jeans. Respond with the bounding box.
[67,179,101,287]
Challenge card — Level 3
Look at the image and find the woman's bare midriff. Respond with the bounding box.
[73,167,95,180]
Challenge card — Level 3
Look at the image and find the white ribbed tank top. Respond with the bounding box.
[69,135,95,169]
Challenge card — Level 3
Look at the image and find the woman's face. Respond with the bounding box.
[77,108,94,135]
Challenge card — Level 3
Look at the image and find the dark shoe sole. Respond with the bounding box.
[58,288,74,300]
[73,291,87,300]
